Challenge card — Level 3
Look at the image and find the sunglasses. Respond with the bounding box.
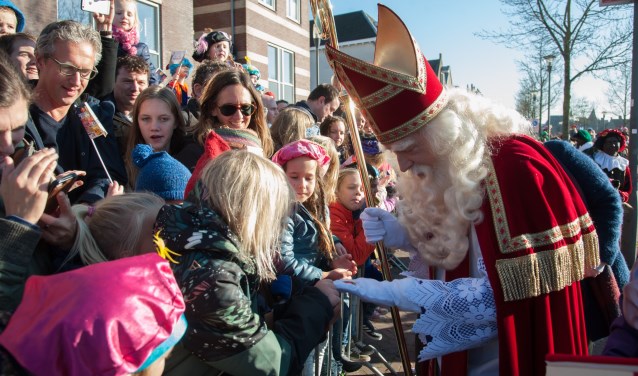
[218,103,256,117]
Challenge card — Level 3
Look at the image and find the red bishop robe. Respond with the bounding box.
[430,134,599,376]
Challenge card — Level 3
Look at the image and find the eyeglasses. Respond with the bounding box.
[218,103,256,117]
[50,57,98,80]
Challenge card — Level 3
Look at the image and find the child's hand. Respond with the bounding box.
[335,243,348,256]
[322,268,353,281]
[331,253,357,274]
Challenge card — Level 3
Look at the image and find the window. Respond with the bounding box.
[137,0,161,70]
[287,0,300,22]
[259,0,276,10]
[58,0,92,23]
[268,44,295,103]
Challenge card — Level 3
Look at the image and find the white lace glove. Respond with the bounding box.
[360,207,413,250]
[334,277,420,312]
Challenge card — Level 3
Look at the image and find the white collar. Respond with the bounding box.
[593,150,629,172]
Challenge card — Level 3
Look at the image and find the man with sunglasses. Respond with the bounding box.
[25,20,126,205]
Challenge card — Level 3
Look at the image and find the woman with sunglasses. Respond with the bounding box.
[176,70,273,169]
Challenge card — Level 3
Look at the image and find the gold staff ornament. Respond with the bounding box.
[310,1,415,374]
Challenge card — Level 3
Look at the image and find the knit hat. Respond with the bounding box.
[242,56,260,79]
[361,134,382,155]
[595,128,627,153]
[0,0,25,32]
[572,129,592,142]
[133,144,192,201]
[168,57,193,75]
[193,30,232,63]
[325,4,448,144]
[272,139,331,177]
[0,253,187,376]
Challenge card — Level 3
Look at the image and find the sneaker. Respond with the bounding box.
[354,341,374,356]
[340,357,364,372]
[342,346,371,363]
[362,319,383,341]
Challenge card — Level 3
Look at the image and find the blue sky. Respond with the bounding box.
[328,0,610,115]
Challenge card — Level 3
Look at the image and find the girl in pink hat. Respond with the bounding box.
[272,139,357,375]
[0,253,187,376]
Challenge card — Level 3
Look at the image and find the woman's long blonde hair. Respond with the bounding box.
[270,107,314,152]
[308,135,339,204]
[193,70,274,156]
[66,193,165,267]
[198,150,294,281]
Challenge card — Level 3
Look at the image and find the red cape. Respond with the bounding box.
[436,135,599,376]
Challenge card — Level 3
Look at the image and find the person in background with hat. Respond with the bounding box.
[0,253,187,376]
[584,128,632,203]
[192,28,243,69]
[167,57,193,108]
[571,128,594,152]
[328,4,599,375]
[243,56,265,93]
[0,0,23,36]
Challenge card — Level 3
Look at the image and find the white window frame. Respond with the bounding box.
[136,0,161,70]
[268,44,295,103]
[286,0,300,22]
[259,0,276,11]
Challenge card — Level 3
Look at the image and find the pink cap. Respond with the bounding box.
[0,253,186,376]
[272,139,331,176]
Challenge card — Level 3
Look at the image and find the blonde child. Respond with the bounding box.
[329,168,376,267]
[272,139,356,282]
[112,0,159,84]
[320,115,350,164]
[154,150,340,375]
[270,106,315,151]
[272,139,356,376]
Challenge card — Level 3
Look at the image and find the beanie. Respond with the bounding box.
[169,57,193,75]
[361,134,382,155]
[133,144,192,201]
[575,129,592,142]
[0,253,187,376]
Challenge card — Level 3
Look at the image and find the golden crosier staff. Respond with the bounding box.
[310,1,414,374]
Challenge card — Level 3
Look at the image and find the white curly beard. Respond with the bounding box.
[396,162,475,270]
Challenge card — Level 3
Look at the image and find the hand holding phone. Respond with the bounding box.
[0,148,59,225]
[81,0,111,15]
[45,173,82,214]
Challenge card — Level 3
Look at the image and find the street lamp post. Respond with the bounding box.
[544,54,555,137]
[531,90,539,138]
[602,110,608,131]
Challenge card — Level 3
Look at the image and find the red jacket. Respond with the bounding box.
[329,201,375,266]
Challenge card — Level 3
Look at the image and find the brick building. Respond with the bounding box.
[194,0,310,103]
[13,0,194,73]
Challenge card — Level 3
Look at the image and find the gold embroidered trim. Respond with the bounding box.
[484,159,598,255]
[360,84,403,108]
[496,231,600,301]
[376,89,449,144]
[326,45,426,93]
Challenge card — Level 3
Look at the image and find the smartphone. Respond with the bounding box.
[81,0,110,15]
[45,173,81,214]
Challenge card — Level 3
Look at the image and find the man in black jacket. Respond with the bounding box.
[27,20,126,204]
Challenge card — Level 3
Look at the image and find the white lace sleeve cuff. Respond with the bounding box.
[406,259,498,361]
